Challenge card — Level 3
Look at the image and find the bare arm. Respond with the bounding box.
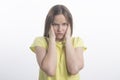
[34,26,57,76]
[35,38,57,76]
[65,38,84,75]
[64,25,84,75]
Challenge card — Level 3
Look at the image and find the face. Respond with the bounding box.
[52,14,68,41]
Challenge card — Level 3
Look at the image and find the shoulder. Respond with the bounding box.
[30,36,48,53]
[33,36,48,43]
[72,37,82,43]
[34,36,46,41]
[71,37,86,49]
[32,36,48,48]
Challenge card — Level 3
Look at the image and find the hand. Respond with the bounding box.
[65,24,71,40]
[49,25,56,40]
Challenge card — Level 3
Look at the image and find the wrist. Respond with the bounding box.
[49,37,56,43]
[65,37,71,45]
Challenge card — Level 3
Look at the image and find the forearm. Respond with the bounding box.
[65,38,81,74]
[41,38,57,76]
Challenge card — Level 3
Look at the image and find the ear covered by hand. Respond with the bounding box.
[65,24,71,40]
[48,25,56,40]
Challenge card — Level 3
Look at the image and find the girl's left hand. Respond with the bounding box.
[65,24,71,40]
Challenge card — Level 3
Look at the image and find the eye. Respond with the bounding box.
[62,23,68,26]
[52,23,59,27]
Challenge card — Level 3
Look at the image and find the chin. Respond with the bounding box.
[56,37,64,41]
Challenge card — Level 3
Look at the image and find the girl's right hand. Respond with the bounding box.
[49,25,56,40]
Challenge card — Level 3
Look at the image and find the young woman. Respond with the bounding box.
[30,4,86,80]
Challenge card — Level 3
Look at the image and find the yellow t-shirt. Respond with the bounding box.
[30,36,86,80]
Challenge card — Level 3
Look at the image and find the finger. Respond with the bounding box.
[67,24,71,33]
[51,25,54,32]
[49,25,53,33]
[49,25,56,38]
[65,24,71,37]
[50,25,55,35]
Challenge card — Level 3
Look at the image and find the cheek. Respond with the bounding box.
[53,27,57,33]
[64,27,68,32]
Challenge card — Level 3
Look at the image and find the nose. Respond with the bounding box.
[58,25,62,31]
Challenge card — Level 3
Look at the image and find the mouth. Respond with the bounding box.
[57,33,64,35]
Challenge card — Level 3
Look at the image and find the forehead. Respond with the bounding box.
[53,14,67,23]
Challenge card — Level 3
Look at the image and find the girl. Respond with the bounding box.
[30,4,86,80]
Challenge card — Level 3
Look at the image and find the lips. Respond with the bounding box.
[57,33,63,35]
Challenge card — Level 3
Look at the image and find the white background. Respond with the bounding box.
[0,0,120,80]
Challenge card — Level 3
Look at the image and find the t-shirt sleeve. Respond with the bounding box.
[29,37,47,53]
[73,37,87,51]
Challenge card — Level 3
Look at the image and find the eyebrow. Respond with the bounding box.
[52,22,68,24]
